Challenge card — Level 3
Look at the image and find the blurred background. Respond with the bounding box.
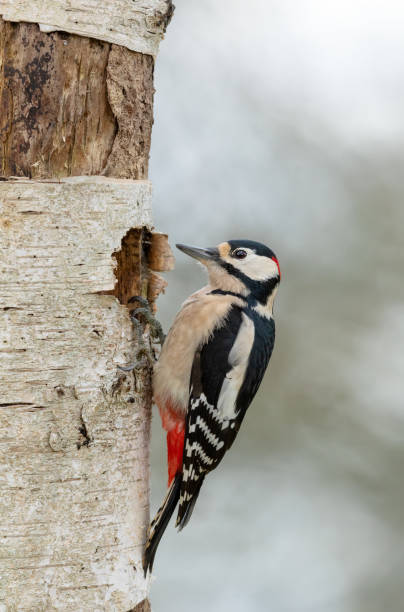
[148,1,404,610]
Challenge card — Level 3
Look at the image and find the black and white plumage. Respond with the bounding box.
[177,304,275,528]
[143,239,280,575]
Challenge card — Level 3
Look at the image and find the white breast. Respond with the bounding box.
[217,312,255,420]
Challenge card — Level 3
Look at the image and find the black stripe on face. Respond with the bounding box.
[217,260,279,304]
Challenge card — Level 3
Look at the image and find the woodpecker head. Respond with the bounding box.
[176,239,280,304]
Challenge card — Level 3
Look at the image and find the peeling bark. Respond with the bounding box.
[0,0,174,57]
[104,47,154,180]
[147,232,176,273]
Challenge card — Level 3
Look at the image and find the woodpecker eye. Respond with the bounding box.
[233,249,247,259]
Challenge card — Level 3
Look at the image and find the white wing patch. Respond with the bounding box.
[217,312,255,420]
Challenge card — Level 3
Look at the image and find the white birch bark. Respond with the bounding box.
[0,178,154,610]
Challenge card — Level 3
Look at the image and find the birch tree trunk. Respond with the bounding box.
[0,2,174,610]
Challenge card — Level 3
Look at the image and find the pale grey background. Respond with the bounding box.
[148,1,404,610]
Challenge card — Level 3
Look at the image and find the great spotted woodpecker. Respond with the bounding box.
[143,239,281,574]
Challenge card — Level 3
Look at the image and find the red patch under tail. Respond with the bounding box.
[167,425,185,487]
[156,398,185,487]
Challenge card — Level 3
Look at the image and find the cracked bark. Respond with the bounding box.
[0,21,154,179]
[0,7,174,611]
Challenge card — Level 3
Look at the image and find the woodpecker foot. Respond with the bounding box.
[118,296,165,372]
[128,295,166,348]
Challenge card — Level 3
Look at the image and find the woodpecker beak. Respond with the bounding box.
[176,244,218,261]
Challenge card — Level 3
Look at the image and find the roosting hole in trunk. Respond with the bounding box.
[98,227,173,312]
[111,227,150,306]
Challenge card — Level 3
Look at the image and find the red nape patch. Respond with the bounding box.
[271,256,281,280]
[167,424,185,487]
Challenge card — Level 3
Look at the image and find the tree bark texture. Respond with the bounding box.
[0,21,154,179]
[0,3,174,609]
[0,178,153,610]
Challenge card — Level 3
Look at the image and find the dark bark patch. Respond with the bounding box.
[127,599,151,612]
[0,19,154,180]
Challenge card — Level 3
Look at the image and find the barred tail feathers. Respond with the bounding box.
[176,473,205,530]
[143,472,181,576]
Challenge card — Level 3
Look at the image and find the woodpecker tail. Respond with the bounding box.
[143,472,181,576]
[176,473,205,530]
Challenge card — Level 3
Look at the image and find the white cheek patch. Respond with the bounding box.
[226,251,279,281]
[217,312,255,419]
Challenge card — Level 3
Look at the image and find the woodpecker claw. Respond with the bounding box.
[118,296,165,372]
[118,362,142,372]
[128,295,149,306]
[130,306,166,347]
[128,296,166,347]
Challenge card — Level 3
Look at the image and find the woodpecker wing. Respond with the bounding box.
[176,303,274,528]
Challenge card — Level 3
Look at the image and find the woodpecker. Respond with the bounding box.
[143,239,281,574]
